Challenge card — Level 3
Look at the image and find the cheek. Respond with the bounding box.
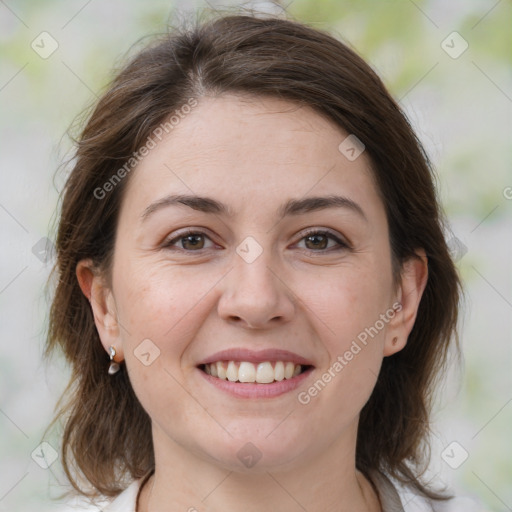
[299,274,386,422]
[116,265,208,424]
[302,263,392,344]
[114,261,204,337]
[296,260,391,404]
[113,260,224,395]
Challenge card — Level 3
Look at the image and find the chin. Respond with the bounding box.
[196,430,307,473]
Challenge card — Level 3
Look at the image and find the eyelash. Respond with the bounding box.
[162,228,350,254]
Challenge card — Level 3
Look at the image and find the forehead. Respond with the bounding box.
[120,93,382,223]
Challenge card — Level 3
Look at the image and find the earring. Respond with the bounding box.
[108,346,120,375]
[392,337,398,345]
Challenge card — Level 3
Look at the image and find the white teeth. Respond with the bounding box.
[284,362,295,379]
[256,362,274,383]
[226,361,238,382]
[203,361,305,383]
[274,361,285,381]
[216,361,226,380]
[238,361,256,382]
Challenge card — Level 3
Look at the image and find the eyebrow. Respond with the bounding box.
[140,193,367,223]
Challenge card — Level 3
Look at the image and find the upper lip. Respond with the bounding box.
[197,348,315,367]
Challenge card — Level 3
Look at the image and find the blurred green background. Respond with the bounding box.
[0,0,510,510]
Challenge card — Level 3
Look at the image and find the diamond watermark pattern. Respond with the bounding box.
[31,32,59,59]
[441,32,468,59]
[338,134,365,161]
[236,236,263,264]
[237,442,262,468]
[441,441,469,469]
[31,442,58,469]
[134,338,161,366]
[447,236,468,262]
[31,237,55,263]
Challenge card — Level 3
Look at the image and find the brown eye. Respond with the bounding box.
[304,233,329,250]
[163,230,216,252]
[297,230,348,253]
[180,233,205,250]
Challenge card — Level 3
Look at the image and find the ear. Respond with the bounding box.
[76,259,124,362]
[383,249,428,357]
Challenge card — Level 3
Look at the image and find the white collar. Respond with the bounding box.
[101,469,405,512]
[97,469,480,512]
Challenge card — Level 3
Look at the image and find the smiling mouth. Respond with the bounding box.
[198,361,314,384]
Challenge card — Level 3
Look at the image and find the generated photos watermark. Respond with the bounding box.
[297,301,402,405]
[93,97,198,200]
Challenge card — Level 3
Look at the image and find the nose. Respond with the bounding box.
[217,248,295,329]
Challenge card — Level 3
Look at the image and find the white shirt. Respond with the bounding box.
[55,470,484,511]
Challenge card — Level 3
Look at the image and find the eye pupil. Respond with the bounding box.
[182,234,204,249]
[305,234,328,250]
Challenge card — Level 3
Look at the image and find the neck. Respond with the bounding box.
[138,423,381,512]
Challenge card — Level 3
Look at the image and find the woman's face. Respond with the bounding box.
[82,93,425,472]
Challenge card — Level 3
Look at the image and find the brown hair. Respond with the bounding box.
[44,7,461,502]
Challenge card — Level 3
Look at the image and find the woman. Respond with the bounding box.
[45,10,481,512]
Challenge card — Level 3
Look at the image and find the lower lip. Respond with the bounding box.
[197,366,314,399]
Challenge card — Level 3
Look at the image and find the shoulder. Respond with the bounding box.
[380,472,485,512]
[50,478,142,512]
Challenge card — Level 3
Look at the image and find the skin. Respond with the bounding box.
[77,93,428,512]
